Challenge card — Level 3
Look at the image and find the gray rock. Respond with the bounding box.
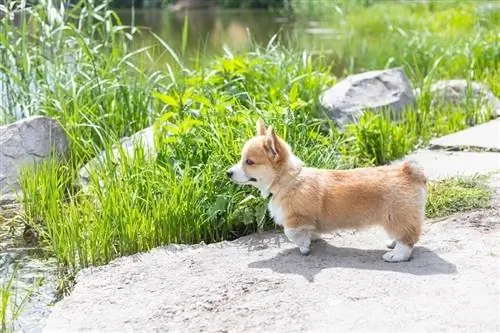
[426,80,500,117]
[79,126,156,191]
[319,67,416,127]
[0,116,69,204]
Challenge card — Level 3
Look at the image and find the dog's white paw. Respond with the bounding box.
[299,247,310,255]
[382,242,412,262]
[386,239,396,249]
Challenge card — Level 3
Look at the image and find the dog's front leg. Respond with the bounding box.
[284,227,311,255]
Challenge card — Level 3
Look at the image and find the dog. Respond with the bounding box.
[227,118,427,262]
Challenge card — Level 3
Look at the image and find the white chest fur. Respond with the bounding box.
[268,199,285,226]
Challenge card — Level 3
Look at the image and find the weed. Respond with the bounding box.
[426,176,492,219]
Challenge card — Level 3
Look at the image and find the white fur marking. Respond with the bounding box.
[228,163,249,183]
[382,242,412,262]
[268,200,285,226]
[284,227,311,255]
[386,239,396,249]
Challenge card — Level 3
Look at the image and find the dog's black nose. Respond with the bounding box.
[226,171,233,178]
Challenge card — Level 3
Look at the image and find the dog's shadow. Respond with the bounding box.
[247,238,457,282]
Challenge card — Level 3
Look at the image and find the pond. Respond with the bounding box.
[114,7,338,64]
[1,203,57,333]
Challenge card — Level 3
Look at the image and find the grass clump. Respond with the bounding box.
[319,1,500,83]
[426,176,492,219]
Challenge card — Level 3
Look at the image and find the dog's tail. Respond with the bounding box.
[402,160,427,185]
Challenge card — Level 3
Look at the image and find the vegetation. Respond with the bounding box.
[0,0,497,286]
[426,176,492,219]
[1,266,41,332]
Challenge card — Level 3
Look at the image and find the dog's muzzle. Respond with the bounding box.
[226,168,256,182]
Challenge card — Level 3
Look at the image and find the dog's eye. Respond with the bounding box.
[245,159,254,165]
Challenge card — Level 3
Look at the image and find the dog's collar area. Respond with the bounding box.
[265,165,302,199]
[262,192,273,200]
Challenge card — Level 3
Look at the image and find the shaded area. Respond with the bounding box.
[248,239,457,282]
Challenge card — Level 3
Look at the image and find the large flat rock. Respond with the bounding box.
[429,119,500,152]
[43,205,500,333]
[399,150,500,180]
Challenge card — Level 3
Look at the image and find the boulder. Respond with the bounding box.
[425,80,500,117]
[0,116,69,204]
[79,126,156,191]
[319,67,416,127]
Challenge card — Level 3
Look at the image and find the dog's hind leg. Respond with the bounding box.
[383,214,422,262]
[382,241,413,262]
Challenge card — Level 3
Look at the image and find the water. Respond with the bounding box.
[1,205,58,333]
[115,7,338,63]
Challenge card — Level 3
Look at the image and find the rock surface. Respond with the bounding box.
[43,207,500,333]
[430,118,500,152]
[425,79,500,117]
[0,116,69,204]
[79,126,156,190]
[319,67,416,127]
[398,150,500,181]
[43,174,500,333]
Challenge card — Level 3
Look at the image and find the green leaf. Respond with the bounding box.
[152,92,179,108]
[289,83,299,103]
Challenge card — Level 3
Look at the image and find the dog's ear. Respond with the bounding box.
[265,126,279,160]
[256,118,266,136]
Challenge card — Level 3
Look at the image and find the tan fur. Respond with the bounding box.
[228,119,427,261]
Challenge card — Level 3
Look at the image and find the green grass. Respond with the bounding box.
[426,176,492,219]
[1,266,41,332]
[0,0,497,283]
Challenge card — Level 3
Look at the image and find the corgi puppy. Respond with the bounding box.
[227,119,427,262]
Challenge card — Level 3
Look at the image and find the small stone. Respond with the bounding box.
[426,79,500,117]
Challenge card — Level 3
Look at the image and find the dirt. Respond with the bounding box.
[42,177,500,333]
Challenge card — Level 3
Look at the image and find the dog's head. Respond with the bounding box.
[227,118,303,196]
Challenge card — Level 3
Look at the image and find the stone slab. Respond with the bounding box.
[43,208,500,333]
[399,149,500,180]
[430,119,500,152]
